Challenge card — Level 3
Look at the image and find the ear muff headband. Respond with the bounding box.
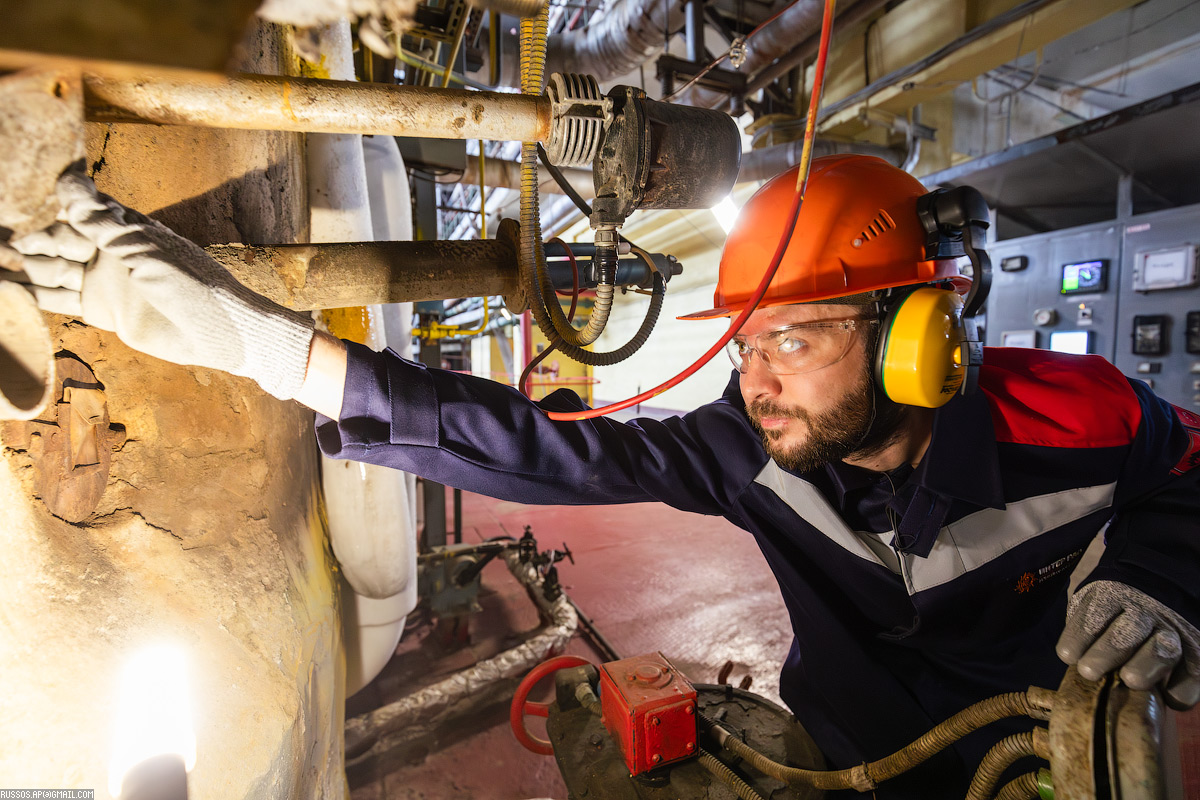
[875,288,966,408]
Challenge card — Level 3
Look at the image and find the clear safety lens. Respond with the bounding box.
[726,319,868,375]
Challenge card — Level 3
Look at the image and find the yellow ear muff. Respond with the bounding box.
[875,287,966,408]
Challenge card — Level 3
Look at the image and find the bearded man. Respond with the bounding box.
[7,156,1199,798]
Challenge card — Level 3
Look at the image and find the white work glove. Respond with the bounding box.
[0,169,314,400]
[1057,580,1200,710]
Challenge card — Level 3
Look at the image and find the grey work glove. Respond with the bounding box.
[0,169,314,400]
[1057,579,1200,710]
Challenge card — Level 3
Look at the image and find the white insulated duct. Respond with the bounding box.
[677,0,825,109]
[500,0,687,85]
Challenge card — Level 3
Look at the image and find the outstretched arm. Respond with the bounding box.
[296,332,348,420]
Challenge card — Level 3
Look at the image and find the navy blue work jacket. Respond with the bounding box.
[317,344,1200,798]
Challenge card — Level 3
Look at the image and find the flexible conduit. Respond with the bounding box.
[703,691,1048,793]
[965,730,1045,800]
[518,5,612,349]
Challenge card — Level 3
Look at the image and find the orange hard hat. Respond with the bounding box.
[681,155,964,320]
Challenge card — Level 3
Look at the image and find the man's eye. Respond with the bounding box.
[733,340,751,355]
[777,336,808,355]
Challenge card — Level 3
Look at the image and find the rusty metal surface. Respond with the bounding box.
[0,68,84,238]
[1048,666,1106,800]
[208,239,519,310]
[81,71,552,142]
[1106,683,1166,800]
[27,354,124,522]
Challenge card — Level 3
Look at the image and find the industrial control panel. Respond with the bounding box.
[986,221,1122,361]
[986,203,1200,409]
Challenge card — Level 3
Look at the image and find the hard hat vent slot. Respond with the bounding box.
[859,211,896,242]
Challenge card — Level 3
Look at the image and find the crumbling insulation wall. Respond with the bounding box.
[0,22,344,799]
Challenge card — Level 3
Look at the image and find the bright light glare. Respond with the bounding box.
[712,195,741,235]
[108,646,196,798]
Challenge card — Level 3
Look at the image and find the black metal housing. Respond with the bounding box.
[591,87,741,229]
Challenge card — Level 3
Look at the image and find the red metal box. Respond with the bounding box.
[598,651,698,776]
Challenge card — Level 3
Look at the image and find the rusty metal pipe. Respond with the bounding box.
[82,72,553,142]
[207,239,520,311]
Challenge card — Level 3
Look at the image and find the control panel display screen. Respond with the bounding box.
[1187,311,1200,355]
[1060,260,1108,295]
[1049,330,1091,355]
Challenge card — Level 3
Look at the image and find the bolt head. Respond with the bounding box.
[686,742,694,751]
[652,754,662,764]
[651,716,660,725]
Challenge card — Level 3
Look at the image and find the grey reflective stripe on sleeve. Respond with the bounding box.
[754,461,1117,594]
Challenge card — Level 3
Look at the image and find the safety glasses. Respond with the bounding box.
[726,318,875,375]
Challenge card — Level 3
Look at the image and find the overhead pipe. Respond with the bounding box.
[744,0,893,96]
[499,0,688,86]
[72,69,553,141]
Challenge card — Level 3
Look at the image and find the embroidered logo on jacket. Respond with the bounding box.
[1015,549,1085,593]
[1172,406,1200,475]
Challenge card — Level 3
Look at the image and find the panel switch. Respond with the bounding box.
[1137,362,1162,374]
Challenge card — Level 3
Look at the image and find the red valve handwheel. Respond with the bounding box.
[510,655,593,755]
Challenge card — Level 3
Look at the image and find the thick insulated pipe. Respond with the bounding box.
[79,71,552,141]
[0,282,54,421]
[207,239,520,310]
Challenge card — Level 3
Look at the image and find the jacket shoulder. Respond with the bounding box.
[978,347,1142,448]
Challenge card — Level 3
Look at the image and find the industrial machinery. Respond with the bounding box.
[512,654,1171,800]
[985,202,1200,411]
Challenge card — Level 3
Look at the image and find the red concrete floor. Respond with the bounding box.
[348,489,1200,800]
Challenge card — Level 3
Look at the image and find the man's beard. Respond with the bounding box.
[747,369,908,474]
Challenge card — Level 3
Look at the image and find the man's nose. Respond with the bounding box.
[739,349,781,402]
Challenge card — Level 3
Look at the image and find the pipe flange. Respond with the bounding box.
[497,217,529,314]
[545,73,611,168]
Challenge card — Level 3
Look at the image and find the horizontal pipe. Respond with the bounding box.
[207,238,679,310]
[466,154,595,199]
[207,240,520,311]
[80,71,552,141]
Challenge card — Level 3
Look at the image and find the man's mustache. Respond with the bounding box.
[747,399,809,423]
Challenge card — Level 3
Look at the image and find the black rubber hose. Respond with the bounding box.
[698,749,767,800]
[537,143,592,217]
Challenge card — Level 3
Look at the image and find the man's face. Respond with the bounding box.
[737,303,878,473]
